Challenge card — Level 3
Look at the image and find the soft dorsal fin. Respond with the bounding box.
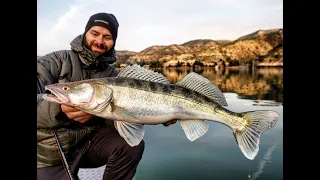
[176,72,228,106]
[117,64,170,84]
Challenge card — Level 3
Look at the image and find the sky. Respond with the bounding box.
[37,0,283,56]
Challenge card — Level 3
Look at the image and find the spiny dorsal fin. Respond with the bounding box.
[176,72,228,106]
[117,64,170,84]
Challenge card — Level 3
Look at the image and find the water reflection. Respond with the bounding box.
[134,92,283,180]
[248,138,282,180]
[116,65,283,180]
[157,67,283,103]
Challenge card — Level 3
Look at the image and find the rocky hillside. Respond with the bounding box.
[115,50,137,64]
[116,28,282,67]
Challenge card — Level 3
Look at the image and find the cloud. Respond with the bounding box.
[37,0,120,55]
[37,0,283,55]
[37,1,89,55]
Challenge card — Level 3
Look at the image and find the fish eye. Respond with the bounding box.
[61,86,70,91]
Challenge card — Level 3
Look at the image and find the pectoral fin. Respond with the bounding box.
[179,120,209,141]
[111,104,139,122]
[114,121,145,147]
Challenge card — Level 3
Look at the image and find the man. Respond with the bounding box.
[37,12,177,180]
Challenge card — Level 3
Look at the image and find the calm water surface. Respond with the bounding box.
[133,67,283,180]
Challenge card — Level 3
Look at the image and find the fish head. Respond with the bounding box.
[42,79,113,111]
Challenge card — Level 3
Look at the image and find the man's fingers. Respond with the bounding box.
[61,105,79,113]
[163,121,171,127]
[79,119,88,123]
[66,111,91,120]
[73,114,92,121]
[73,114,93,122]
[163,119,178,127]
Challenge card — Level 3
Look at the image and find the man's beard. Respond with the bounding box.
[84,38,109,54]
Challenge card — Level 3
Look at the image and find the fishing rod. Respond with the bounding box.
[53,129,76,180]
[38,78,75,180]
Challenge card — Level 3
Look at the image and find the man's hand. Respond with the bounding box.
[162,120,177,127]
[61,104,93,123]
[61,104,176,126]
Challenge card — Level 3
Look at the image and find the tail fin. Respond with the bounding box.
[234,110,279,160]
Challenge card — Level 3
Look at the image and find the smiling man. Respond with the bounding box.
[37,12,177,180]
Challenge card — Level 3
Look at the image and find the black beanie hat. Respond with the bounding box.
[84,12,119,43]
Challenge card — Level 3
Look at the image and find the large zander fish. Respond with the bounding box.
[42,64,279,160]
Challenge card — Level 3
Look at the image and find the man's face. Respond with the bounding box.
[85,26,114,55]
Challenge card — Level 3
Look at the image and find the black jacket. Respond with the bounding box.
[37,35,119,168]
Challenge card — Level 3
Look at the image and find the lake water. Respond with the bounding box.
[133,67,283,180]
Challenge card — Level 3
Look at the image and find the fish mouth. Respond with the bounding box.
[42,86,70,104]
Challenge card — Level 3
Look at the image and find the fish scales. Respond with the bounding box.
[104,77,215,107]
[96,77,242,127]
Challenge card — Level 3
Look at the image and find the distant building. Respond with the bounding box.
[216,59,225,70]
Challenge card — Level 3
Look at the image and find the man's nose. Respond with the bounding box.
[96,36,103,44]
